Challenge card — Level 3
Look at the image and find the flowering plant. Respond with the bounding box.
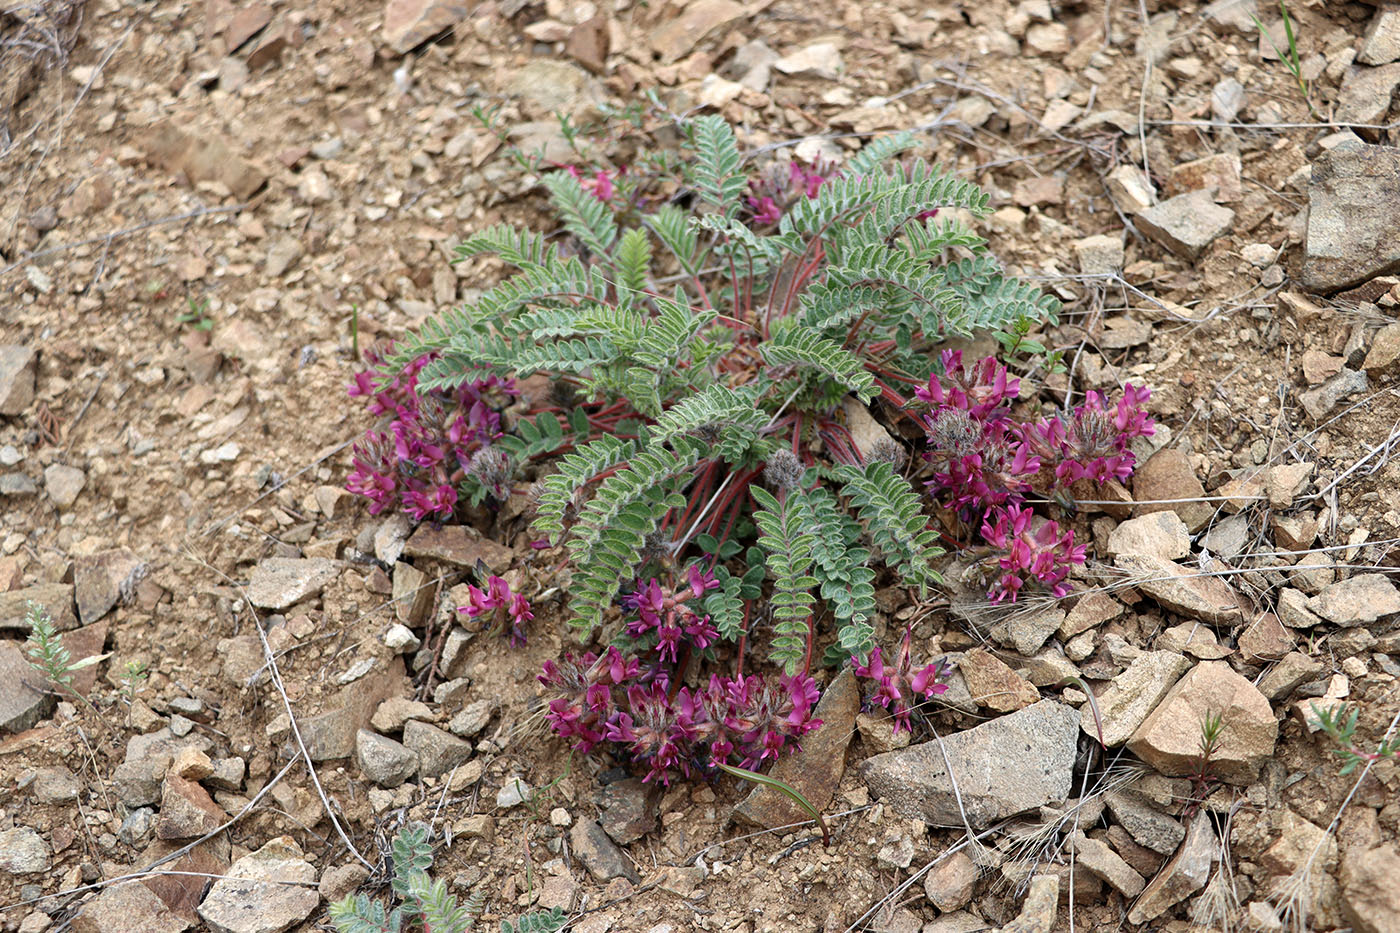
[917,350,1154,602]
[346,344,517,521]
[458,575,533,647]
[852,629,950,732]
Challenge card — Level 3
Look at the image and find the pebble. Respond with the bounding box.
[1126,661,1278,784]
[598,778,660,845]
[569,820,640,883]
[197,837,320,933]
[42,464,85,509]
[71,879,189,933]
[247,557,340,610]
[1104,791,1186,855]
[773,42,844,80]
[1128,811,1216,924]
[403,524,512,571]
[1341,843,1400,933]
[1084,650,1191,747]
[1115,553,1243,625]
[402,719,470,777]
[74,548,147,624]
[1073,234,1124,275]
[1071,832,1144,896]
[1337,63,1400,128]
[733,668,859,829]
[1105,511,1190,561]
[1136,190,1235,261]
[1299,368,1368,420]
[355,729,419,788]
[447,698,495,738]
[0,346,37,416]
[860,700,1078,829]
[1307,574,1400,626]
[1210,77,1245,122]
[0,473,38,497]
[0,827,50,874]
[32,766,80,804]
[923,851,978,911]
[1305,144,1400,291]
[496,774,531,809]
[0,641,56,734]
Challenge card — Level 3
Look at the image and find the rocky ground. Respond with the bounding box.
[3,0,1400,931]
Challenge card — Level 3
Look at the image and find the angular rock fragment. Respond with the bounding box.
[1304,145,1400,291]
[860,700,1078,828]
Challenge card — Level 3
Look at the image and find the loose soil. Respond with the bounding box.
[1,0,1398,931]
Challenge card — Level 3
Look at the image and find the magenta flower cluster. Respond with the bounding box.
[745,157,838,225]
[458,574,533,647]
[538,564,818,783]
[917,350,1154,602]
[345,345,518,521]
[539,648,821,784]
[852,630,950,733]
[622,564,720,664]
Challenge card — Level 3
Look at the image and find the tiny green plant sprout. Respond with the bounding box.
[1311,702,1400,775]
[23,600,107,697]
[1253,1,1316,118]
[176,296,214,331]
[328,823,566,933]
[346,116,1152,788]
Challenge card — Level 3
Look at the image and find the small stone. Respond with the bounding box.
[1238,613,1294,662]
[32,766,80,804]
[1132,448,1212,533]
[72,879,191,933]
[1258,650,1324,701]
[265,238,302,277]
[1012,174,1064,207]
[1003,874,1059,931]
[447,699,495,738]
[0,641,55,734]
[958,648,1040,712]
[1241,243,1276,267]
[197,836,320,933]
[0,473,38,497]
[1361,5,1400,65]
[171,747,214,781]
[318,864,369,904]
[649,0,744,63]
[0,827,49,874]
[598,778,660,845]
[860,700,1078,829]
[1204,0,1258,34]
[157,775,226,840]
[209,757,246,791]
[1363,321,1400,372]
[41,463,85,509]
[1071,832,1144,897]
[1337,64,1400,128]
[1301,349,1344,384]
[355,729,419,788]
[1128,811,1217,924]
[382,0,471,54]
[569,821,640,883]
[1341,843,1400,933]
[295,168,333,204]
[496,774,531,809]
[1084,651,1192,747]
[370,696,433,733]
[1201,513,1250,560]
[1060,592,1125,639]
[923,850,978,911]
[727,39,779,92]
[373,513,412,564]
[1156,622,1230,660]
[1126,661,1278,784]
[247,558,340,610]
[118,807,155,845]
[1136,190,1234,260]
[403,525,512,571]
[1026,22,1069,54]
[140,121,266,200]
[382,624,420,653]
[1115,554,1243,625]
[1308,574,1400,626]
[1211,77,1245,122]
[1300,368,1368,420]
[0,346,37,416]
[1105,164,1156,214]
[550,807,572,827]
[1266,462,1313,509]
[1073,234,1124,275]
[402,720,470,778]
[773,42,843,79]
[1106,511,1190,561]
[1167,152,1243,203]
[697,74,743,109]
[1304,145,1400,291]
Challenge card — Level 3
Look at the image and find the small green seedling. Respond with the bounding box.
[24,600,108,695]
[1253,1,1316,118]
[1312,702,1400,775]
[176,297,214,331]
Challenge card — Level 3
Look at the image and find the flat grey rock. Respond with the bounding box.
[247,557,340,610]
[859,700,1079,828]
[1304,145,1400,291]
